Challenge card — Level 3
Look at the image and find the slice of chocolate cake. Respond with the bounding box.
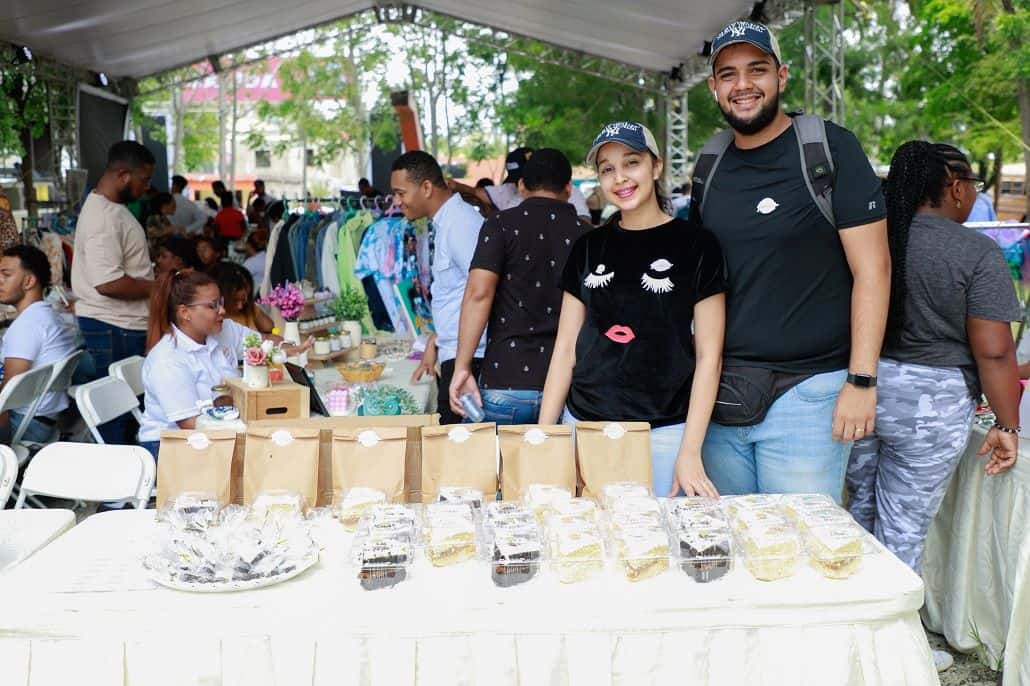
[491,532,542,588]
[678,529,731,583]
[358,539,410,590]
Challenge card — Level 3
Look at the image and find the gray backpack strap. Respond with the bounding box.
[790,114,836,227]
[690,129,736,221]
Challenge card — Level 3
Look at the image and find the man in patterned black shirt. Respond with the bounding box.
[449,149,589,424]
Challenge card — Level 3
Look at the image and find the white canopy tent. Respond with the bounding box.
[0,1,767,80]
[0,0,835,184]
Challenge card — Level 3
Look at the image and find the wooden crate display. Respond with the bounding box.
[224,376,310,423]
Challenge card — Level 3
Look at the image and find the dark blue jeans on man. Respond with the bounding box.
[78,316,146,444]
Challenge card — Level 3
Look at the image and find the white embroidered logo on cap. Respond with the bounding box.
[524,428,548,446]
[357,430,381,448]
[729,22,748,37]
[602,121,641,137]
[603,423,627,440]
[756,197,779,215]
[271,429,294,447]
[448,426,471,444]
[186,433,211,450]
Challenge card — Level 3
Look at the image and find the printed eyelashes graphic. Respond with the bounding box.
[583,264,614,289]
[641,258,674,294]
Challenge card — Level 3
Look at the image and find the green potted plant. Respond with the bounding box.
[332,285,368,349]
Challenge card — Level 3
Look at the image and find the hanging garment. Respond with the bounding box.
[320,217,341,294]
[268,214,299,289]
[261,218,285,297]
[355,216,411,335]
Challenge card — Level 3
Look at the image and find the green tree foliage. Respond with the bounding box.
[181,111,219,172]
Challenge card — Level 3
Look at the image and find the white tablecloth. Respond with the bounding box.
[311,356,434,416]
[0,509,75,573]
[922,424,1030,685]
[0,510,938,685]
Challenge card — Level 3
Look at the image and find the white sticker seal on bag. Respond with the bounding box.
[271,429,295,447]
[524,428,548,446]
[448,426,471,444]
[186,432,211,450]
[357,430,381,449]
[603,423,626,440]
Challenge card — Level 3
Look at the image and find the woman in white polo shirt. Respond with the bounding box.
[138,269,255,458]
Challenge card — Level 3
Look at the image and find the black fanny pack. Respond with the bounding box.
[711,367,812,427]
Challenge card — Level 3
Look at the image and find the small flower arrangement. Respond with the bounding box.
[242,333,284,368]
[260,283,306,321]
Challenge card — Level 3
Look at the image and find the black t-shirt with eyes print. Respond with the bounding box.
[560,217,727,427]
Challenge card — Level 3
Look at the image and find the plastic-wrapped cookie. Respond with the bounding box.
[614,527,670,582]
[551,526,605,584]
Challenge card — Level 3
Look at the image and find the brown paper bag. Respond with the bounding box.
[331,427,408,503]
[156,430,237,508]
[243,426,321,507]
[498,425,575,501]
[420,423,498,504]
[574,421,652,501]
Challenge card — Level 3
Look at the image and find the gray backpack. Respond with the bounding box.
[690,113,836,227]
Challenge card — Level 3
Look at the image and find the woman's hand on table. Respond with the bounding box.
[281,336,315,357]
[669,451,720,498]
[978,426,1018,475]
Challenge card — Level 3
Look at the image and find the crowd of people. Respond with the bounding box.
[0,17,1022,670]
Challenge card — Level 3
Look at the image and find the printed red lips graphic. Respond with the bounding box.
[605,325,636,344]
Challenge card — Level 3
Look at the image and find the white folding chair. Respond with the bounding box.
[73,376,142,444]
[108,355,145,424]
[0,364,55,459]
[0,444,17,507]
[15,442,155,509]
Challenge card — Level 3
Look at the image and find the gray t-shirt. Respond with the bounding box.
[883,213,1021,389]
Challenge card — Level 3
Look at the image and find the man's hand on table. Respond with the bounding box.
[411,344,438,384]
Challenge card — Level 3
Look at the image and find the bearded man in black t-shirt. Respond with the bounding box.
[695,21,890,501]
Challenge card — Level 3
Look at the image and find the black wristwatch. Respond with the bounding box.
[846,373,877,388]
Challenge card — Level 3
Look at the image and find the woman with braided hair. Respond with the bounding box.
[846,141,1021,576]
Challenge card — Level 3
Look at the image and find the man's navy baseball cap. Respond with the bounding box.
[585,121,661,166]
[709,20,783,67]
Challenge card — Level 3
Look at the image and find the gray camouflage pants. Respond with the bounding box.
[846,358,975,572]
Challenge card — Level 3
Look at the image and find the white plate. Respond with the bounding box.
[145,550,319,593]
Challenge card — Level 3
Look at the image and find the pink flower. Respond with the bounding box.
[259,283,306,321]
[244,347,267,367]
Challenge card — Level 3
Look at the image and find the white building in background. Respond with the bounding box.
[148,57,365,202]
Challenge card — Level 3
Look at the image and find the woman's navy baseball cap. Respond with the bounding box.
[585,121,661,166]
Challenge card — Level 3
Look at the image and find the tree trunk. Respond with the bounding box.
[1019,79,1030,219]
[19,134,37,219]
[301,128,308,200]
[171,87,185,176]
[992,148,1002,209]
[229,69,238,195]
[217,70,228,181]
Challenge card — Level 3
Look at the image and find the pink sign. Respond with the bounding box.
[183,57,288,105]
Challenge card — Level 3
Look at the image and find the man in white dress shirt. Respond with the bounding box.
[0,245,77,443]
[169,175,208,235]
[391,150,486,424]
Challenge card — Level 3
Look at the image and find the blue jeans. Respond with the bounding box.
[8,410,57,444]
[78,317,147,444]
[140,440,160,463]
[480,389,543,426]
[561,408,684,497]
[702,369,851,502]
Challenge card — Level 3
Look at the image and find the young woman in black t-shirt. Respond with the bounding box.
[539,121,728,497]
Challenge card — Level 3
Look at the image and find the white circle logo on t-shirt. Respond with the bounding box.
[756,198,780,215]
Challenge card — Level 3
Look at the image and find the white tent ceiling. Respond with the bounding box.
[0,0,764,79]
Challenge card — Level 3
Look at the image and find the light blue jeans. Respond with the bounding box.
[561,408,684,497]
[701,369,851,502]
[481,389,543,426]
[8,410,57,444]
